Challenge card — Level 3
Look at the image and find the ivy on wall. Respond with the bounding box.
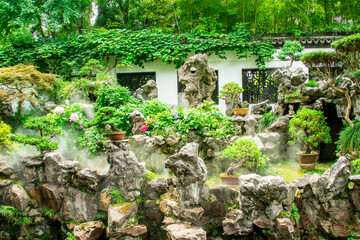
[0,28,275,78]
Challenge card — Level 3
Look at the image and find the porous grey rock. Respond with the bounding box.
[142,178,168,200]
[310,157,350,203]
[62,187,98,222]
[266,115,291,133]
[110,225,147,238]
[165,143,208,207]
[0,162,15,177]
[43,101,57,112]
[129,110,146,135]
[250,100,273,115]
[178,53,217,108]
[73,221,106,240]
[244,115,258,136]
[106,140,145,201]
[210,185,239,206]
[107,202,138,237]
[349,175,360,186]
[222,174,295,236]
[292,173,311,189]
[291,68,307,86]
[159,199,204,222]
[5,184,29,211]
[133,79,158,102]
[164,224,206,240]
[166,133,182,146]
[31,184,63,212]
[72,168,105,192]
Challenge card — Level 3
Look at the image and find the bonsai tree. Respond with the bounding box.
[221,138,267,175]
[0,64,57,116]
[219,82,244,108]
[277,40,304,68]
[288,108,332,154]
[11,116,62,154]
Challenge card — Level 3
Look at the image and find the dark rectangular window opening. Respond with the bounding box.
[117,72,156,93]
[242,68,278,103]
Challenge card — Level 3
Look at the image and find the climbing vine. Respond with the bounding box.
[0,28,275,78]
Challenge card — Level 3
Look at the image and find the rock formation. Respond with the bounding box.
[133,79,158,102]
[129,110,146,135]
[165,143,208,207]
[178,53,217,108]
[106,140,145,201]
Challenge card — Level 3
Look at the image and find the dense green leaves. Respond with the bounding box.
[0,28,275,77]
[289,108,332,154]
[337,120,360,153]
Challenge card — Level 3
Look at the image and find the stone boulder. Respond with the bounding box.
[62,187,98,222]
[165,143,208,207]
[130,110,146,135]
[133,79,158,102]
[250,100,273,115]
[72,168,105,192]
[106,140,145,201]
[164,224,206,240]
[178,53,217,108]
[107,202,138,237]
[159,198,204,222]
[4,184,29,211]
[73,221,106,240]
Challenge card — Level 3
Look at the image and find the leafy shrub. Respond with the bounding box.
[304,80,317,87]
[338,120,360,153]
[277,40,304,67]
[352,158,360,173]
[94,85,137,110]
[289,108,332,154]
[0,121,13,152]
[218,82,244,105]
[258,112,277,132]
[222,138,267,174]
[140,99,172,118]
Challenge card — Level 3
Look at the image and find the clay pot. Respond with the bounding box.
[233,108,249,116]
[108,132,125,141]
[297,151,319,170]
[220,175,239,185]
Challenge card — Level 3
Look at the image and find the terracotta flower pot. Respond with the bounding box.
[220,175,239,185]
[108,132,126,141]
[233,108,249,116]
[297,151,319,169]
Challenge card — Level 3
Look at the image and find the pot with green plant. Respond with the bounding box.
[219,82,249,116]
[288,108,331,169]
[220,138,267,185]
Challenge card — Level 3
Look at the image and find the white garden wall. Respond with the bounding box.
[111,48,330,113]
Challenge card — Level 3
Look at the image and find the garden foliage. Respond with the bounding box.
[337,120,360,154]
[218,82,244,105]
[0,121,13,152]
[222,138,267,175]
[289,108,332,154]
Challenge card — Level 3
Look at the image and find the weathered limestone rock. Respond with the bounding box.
[159,199,204,222]
[244,115,258,136]
[250,100,273,115]
[210,185,239,206]
[72,168,105,192]
[21,156,44,183]
[62,187,98,222]
[178,53,217,108]
[133,79,158,102]
[290,68,307,86]
[106,140,145,201]
[0,161,15,178]
[266,115,291,133]
[73,221,106,240]
[4,184,29,211]
[107,202,138,237]
[310,157,350,203]
[30,184,63,212]
[142,178,168,200]
[165,143,208,207]
[110,225,147,239]
[130,110,146,135]
[222,174,295,236]
[164,224,206,240]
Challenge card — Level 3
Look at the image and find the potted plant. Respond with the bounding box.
[220,138,267,185]
[219,82,249,115]
[107,131,126,141]
[288,108,331,169]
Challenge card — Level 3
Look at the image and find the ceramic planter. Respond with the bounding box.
[297,151,319,170]
[233,108,249,116]
[220,175,239,185]
[108,132,126,141]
